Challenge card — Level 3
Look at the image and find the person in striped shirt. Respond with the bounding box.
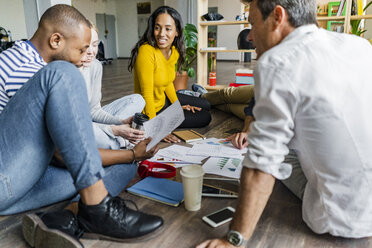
[0,4,163,248]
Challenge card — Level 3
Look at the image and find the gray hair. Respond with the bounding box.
[243,0,317,27]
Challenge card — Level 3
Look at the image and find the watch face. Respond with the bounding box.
[228,232,242,246]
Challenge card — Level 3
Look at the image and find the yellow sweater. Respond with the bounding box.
[134,44,179,119]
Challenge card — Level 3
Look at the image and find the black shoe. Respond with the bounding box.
[77,194,163,242]
[191,83,208,95]
[22,209,84,248]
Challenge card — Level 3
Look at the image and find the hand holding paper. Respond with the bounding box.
[144,100,185,151]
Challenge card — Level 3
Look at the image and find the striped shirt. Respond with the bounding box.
[0,40,46,113]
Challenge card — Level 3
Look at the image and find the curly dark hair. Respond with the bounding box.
[128,6,185,72]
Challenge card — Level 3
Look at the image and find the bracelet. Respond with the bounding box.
[130,148,137,163]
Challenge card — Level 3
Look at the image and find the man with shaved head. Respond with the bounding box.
[0,4,162,248]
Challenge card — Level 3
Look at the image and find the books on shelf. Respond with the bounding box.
[235,68,254,85]
[229,83,250,87]
[337,0,346,16]
[127,177,184,207]
[172,129,206,143]
[350,0,363,15]
[357,0,363,16]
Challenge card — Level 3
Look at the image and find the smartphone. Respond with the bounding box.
[202,185,238,198]
[202,206,235,228]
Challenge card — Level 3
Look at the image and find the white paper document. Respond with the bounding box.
[156,145,207,164]
[187,138,247,158]
[147,153,187,164]
[202,156,244,179]
[144,100,185,151]
[190,138,248,152]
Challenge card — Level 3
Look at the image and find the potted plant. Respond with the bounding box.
[350,1,372,36]
[173,23,198,91]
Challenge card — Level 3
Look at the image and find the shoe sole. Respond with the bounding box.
[81,223,164,243]
[22,213,83,248]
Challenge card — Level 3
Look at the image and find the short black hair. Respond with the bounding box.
[39,4,90,30]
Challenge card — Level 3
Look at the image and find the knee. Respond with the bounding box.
[41,61,85,90]
[44,61,80,77]
[132,94,145,110]
[201,98,211,111]
[181,109,211,128]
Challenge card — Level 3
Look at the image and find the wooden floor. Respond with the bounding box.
[1,59,372,248]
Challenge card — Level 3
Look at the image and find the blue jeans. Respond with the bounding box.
[93,94,145,149]
[102,94,145,120]
[0,61,135,215]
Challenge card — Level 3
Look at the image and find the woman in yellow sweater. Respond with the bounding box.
[128,6,211,139]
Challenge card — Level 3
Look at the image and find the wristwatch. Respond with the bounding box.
[227,230,248,247]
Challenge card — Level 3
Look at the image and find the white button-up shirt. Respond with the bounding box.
[243,24,372,238]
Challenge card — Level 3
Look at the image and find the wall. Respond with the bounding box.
[209,0,243,60]
[115,0,164,58]
[165,0,188,25]
[72,0,118,56]
[0,0,27,40]
[165,0,198,25]
[72,0,116,24]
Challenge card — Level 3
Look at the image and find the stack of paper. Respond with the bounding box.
[147,144,208,168]
[145,138,247,179]
[186,138,247,179]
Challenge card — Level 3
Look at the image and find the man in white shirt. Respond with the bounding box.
[198,0,372,247]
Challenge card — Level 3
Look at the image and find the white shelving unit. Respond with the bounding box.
[196,0,372,90]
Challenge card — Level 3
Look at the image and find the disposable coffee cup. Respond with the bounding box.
[180,165,205,211]
[132,113,149,131]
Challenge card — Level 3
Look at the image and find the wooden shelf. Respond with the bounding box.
[200,49,255,53]
[199,20,249,26]
[316,14,372,21]
[317,16,347,21]
[198,14,372,26]
[196,0,372,88]
[350,14,372,20]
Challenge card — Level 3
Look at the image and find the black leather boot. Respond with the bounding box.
[77,194,163,242]
[22,209,84,248]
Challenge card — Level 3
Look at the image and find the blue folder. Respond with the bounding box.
[127,177,184,207]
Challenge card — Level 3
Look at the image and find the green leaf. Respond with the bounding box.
[182,23,198,71]
[187,67,195,78]
[364,0,372,12]
[185,23,198,34]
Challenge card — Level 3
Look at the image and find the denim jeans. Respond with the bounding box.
[0,61,135,215]
[93,94,145,149]
[102,94,145,120]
